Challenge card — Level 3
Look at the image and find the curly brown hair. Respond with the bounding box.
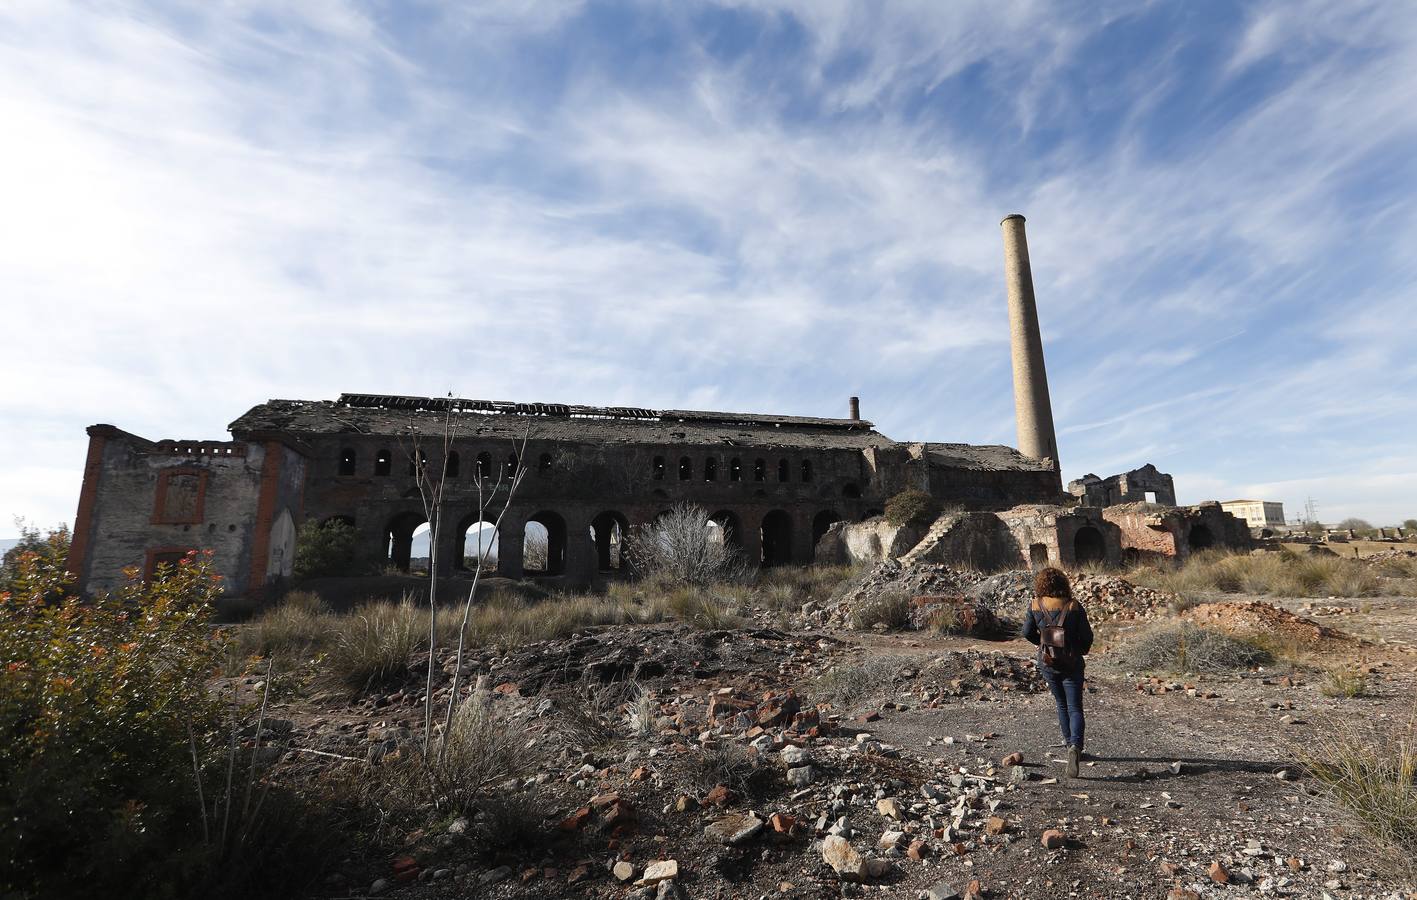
[1033,566,1072,601]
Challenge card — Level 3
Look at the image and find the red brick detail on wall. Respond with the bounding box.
[151,467,209,525]
[144,546,196,583]
[68,428,110,581]
[246,442,284,597]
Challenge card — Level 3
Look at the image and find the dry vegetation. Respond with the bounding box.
[1126,549,1406,601]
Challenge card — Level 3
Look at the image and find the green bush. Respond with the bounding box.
[0,546,224,897]
[293,519,361,579]
[884,489,941,527]
[0,520,69,595]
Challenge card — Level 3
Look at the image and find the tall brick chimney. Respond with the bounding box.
[1000,214,1059,463]
[849,396,860,421]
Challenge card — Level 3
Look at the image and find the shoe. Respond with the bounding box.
[1066,745,1080,778]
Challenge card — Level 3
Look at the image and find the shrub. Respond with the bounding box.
[884,489,941,527]
[688,742,763,793]
[812,655,908,710]
[627,503,748,585]
[0,547,224,898]
[851,590,911,630]
[326,595,422,690]
[0,520,69,595]
[1112,622,1271,674]
[1321,668,1369,699]
[238,590,335,656]
[1129,550,1383,599]
[292,519,361,579]
[1296,709,1417,879]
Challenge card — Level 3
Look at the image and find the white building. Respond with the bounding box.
[1220,500,1286,530]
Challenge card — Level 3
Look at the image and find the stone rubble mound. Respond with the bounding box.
[822,559,1178,630]
[1182,601,1351,648]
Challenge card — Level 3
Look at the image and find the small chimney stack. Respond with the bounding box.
[1000,214,1059,463]
[849,396,860,421]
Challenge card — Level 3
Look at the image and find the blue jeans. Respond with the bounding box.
[1039,663,1085,750]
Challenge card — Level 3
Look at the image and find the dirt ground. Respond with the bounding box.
[250,592,1417,900]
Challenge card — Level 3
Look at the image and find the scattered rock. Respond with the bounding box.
[613,861,634,882]
[704,812,764,846]
[1209,861,1232,884]
[636,860,678,887]
[1040,828,1064,850]
[877,798,904,820]
[821,834,866,881]
[1001,751,1023,767]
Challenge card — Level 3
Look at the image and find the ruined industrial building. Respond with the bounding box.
[66,216,1250,598]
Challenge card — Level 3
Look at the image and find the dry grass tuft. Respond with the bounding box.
[326,595,422,690]
[1296,709,1417,880]
[1320,667,1370,699]
[850,590,911,631]
[812,655,908,710]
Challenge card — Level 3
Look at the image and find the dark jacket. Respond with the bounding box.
[1022,595,1094,671]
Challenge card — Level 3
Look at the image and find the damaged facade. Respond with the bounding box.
[67,396,1064,597]
[66,214,1248,599]
[1067,464,1178,507]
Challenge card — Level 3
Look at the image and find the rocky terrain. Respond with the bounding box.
[229,562,1417,900]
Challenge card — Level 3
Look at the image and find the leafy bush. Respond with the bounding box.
[884,489,941,527]
[293,519,362,579]
[1112,622,1272,674]
[0,547,223,897]
[0,520,69,595]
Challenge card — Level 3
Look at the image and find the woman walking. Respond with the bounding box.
[1022,567,1094,777]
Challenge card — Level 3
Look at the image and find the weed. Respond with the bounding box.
[1296,709,1417,880]
[851,590,910,630]
[326,594,421,690]
[1321,668,1370,699]
[812,655,908,710]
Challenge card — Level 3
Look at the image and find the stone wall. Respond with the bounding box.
[72,426,268,596]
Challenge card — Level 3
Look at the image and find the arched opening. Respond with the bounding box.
[1029,543,1049,569]
[801,459,814,482]
[704,457,718,481]
[457,518,498,571]
[383,512,428,573]
[524,511,566,575]
[590,511,629,571]
[843,483,862,499]
[812,510,840,549]
[777,459,790,482]
[761,510,793,567]
[1189,523,1214,550]
[505,453,519,477]
[475,452,491,480]
[338,448,357,476]
[446,452,460,478]
[710,510,742,549]
[679,457,692,480]
[729,458,742,481]
[538,453,553,474]
[754,459,766,482]
[408,450,428,477]
[375,449,392,476]
[1073,526,1105,565]
[652,456,665,480]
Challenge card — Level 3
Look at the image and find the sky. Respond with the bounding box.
[3,0,1417,536]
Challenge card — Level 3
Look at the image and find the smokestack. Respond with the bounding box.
[1000,214,1059,463]
[849,396,860,421]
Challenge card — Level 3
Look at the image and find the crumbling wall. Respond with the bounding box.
[1068,464,1176,508]
[72,426,265,597]
[815,518,930,566]
[1102,501,1251,562]
[898,512,1026,571]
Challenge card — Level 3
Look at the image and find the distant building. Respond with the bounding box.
[1220,500,1285,530]
[1066,463,1177,508]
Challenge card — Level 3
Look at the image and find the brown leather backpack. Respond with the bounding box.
[1038,604,1076,669]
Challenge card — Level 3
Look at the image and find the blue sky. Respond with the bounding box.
[3,0,1416,534]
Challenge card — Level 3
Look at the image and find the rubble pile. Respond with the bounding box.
[1182,601,1351,648]
[820,560,1178,631]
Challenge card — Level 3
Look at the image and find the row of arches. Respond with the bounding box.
[653,455,815,484]
[347,507,848,577]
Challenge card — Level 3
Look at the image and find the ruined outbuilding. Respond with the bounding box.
[1067,464,1177,507]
